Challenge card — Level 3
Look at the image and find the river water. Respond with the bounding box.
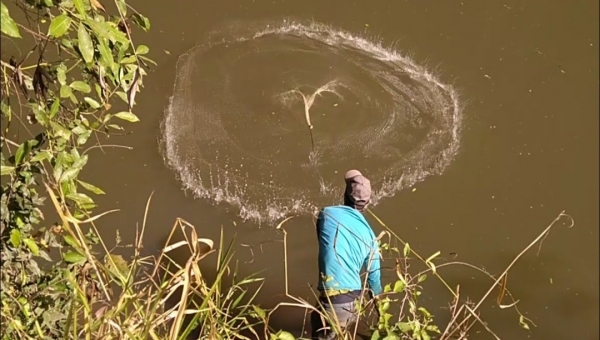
[72,0,598,339]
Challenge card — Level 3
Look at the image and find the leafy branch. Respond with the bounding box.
[1,0,153,338]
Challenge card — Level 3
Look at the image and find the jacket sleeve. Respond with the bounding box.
[364,238,383,296]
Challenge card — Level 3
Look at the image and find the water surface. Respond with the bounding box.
[78,1,598,339]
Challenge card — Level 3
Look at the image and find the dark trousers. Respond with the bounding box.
[310,292,360,340]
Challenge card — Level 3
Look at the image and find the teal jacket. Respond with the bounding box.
[316,205,382,296]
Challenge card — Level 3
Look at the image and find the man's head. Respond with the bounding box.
[343,169,371,211]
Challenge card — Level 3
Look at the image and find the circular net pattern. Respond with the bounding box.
[160,21,462,224]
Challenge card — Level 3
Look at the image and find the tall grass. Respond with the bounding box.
[35,188,269,340]
[30,185,573,340]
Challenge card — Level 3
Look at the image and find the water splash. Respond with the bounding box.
[160,20,463,225]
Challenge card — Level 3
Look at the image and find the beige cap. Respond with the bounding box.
[344,169,363,180]
[344,169,371,207]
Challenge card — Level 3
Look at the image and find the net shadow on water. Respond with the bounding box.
[159,19,463,225]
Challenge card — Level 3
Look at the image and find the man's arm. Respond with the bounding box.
[315,209,325,236]
[364,239,382,296]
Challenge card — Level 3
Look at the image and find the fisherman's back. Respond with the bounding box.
[316,205,381,295]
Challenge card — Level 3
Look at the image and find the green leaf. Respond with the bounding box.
[1,100,11,119]
[50,121,72,140]
[107,124,123,130]
[66,192,94,206]
[77,179,105,195]
[403,243,410,257]
[23,238,40,256]
[107,254,129,276]
[70,81,91,93]
[49,98,61,118]
[85,18,128,44]
[136,45,149,55]
[15,140,31,165]
[382,335,400,340]
[77,24,94,64]
[251,305,266,320]
[418,307,431,318]
[115,0,127,15]
[10,229,21,248]
[115,91,128,103]
[425,325,441,333]
[59,167,80,183]
[77,130,91,145]
[48,14,72,38]
[72,125,86,135]
[1,2,21,38]
[57,64,67,85]
[274,331,295,340]
[61,37,73,49]
[42,310,67,326]
[114,111,139,122]
[69,92,79,104]
[131,13,150,31]
[38,250,52,262]
[393,279,405,293]
[30,103,49,126]
[397,322,412,333]
[417,274,427,283]
[73,0,87,17]
[30,150,51,163]
[59,84,72,98]
[0,165,15,175]
[84,97,101,109]
[63,234,80,249]
[63,250,86,264]
[120,55,137,64]
[138,55,157,66]
[97,38,114,70]
[370,330,380,340]
[72,153,88,169]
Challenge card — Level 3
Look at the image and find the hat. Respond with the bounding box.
[344,169,371,208]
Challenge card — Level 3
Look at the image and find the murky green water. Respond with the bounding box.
[61,1,598,339]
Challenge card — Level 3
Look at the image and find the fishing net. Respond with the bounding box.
[160,21,462,224]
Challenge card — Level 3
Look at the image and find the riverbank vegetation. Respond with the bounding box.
[0,1,574,339]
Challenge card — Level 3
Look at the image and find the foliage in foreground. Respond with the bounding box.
[1,0,152,338]
[0,0,575,339]
[0,189,569,340]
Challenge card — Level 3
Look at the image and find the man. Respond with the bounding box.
[311,169,383,340]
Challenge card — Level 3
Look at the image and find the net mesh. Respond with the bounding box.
[160,21,463,224]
